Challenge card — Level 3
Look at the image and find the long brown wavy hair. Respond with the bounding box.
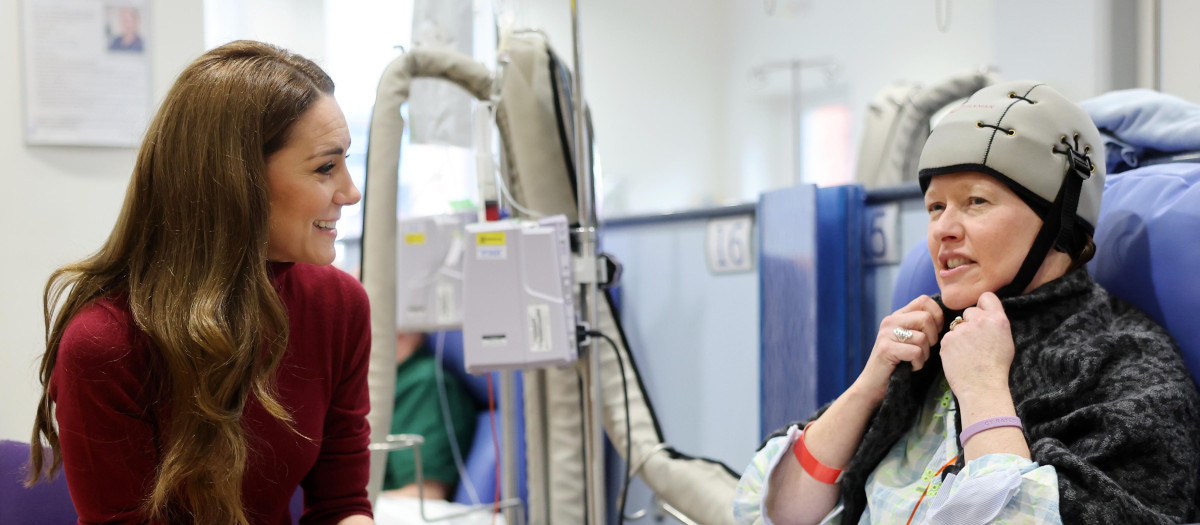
[28,40,335,524]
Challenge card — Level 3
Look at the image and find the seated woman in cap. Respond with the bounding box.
[734,81,1200,525]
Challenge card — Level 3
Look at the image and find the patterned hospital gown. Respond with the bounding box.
[734,379,1062,524]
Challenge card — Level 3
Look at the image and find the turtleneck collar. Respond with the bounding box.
[268,261,296,286]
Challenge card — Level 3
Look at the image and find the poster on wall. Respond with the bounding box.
[21,0,151,147]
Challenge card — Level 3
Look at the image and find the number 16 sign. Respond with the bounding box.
[706,215,754,274]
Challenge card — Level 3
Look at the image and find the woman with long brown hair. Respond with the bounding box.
[27,40,375,524]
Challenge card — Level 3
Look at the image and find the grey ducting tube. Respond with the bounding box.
[362,47,493,502]
[857,69,998,188]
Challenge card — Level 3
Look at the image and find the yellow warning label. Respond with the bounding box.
[476,232,507,246]
[404,233,427,245]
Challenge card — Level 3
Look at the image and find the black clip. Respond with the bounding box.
[1064,147,1093,180]
[1055,133,1094,180]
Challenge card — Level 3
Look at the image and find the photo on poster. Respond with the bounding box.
[105,5,144,53]
[21,0,152,147]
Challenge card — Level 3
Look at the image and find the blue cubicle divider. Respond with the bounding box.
[757,184,819,440]
[815,185,871,406]
[758,184,877,440]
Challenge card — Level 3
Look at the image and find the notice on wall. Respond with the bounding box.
[21,0,151,147]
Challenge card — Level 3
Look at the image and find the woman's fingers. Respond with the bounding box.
[940,295,1016,399]
[884,310,940,347]
[889,335,930,370]
[897,295,944,343]
[877,321,931,371]
[976,291,1004,312]
[885,325,928,349]
[858,297,946,396]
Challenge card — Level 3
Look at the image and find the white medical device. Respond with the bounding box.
[396,211,476,331]
[364,33,741,525]
[462,215,578,373]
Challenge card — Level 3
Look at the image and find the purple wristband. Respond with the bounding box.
[960,416,1023,445]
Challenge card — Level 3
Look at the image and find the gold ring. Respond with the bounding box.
[949,316,965,331]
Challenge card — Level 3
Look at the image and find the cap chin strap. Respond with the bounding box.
[993,136,1094,299]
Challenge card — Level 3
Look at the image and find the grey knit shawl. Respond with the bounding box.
[768,269,1200,524]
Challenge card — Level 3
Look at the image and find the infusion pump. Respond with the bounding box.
[396,211,476,332]
[396,212,579,373]
[462,216,579,373]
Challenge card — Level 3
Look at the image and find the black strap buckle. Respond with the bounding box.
[1064,147,1093,180]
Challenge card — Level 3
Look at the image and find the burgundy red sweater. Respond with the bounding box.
[49,262,373,524]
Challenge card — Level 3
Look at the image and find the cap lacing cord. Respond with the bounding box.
[994,133,1093,298]
[976,121,1015,135]
[981,84,1043,165]
[976,93,1037,141]
[1007,91,1038,105]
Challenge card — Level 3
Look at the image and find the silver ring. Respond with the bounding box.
[949,316,965,331]
[892,327,913,343]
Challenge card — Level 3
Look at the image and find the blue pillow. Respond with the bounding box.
[1089,162,1200,387]
[891,241,939,312]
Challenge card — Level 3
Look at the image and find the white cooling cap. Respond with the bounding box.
[918,80,1105,230]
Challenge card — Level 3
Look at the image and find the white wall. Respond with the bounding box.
[510,0,1143,216]
[0,0,205,441]
[1159,0,1200,101]
[204,0,327,63]
[724,0,1127,202]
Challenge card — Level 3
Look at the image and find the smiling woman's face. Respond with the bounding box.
[925,171,1070,309]
[265,95,360,265]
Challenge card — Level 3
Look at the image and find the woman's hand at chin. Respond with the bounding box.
[852,295,944,403]
[940,291,1016,402]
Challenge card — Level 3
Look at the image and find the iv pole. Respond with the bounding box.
[569,1,606,524]
[749,58,838,185]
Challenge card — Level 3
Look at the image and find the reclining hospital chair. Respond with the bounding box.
[1,440,78,524]
[1,437,309,524]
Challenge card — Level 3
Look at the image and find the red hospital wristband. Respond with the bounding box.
[793,421,844,484]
